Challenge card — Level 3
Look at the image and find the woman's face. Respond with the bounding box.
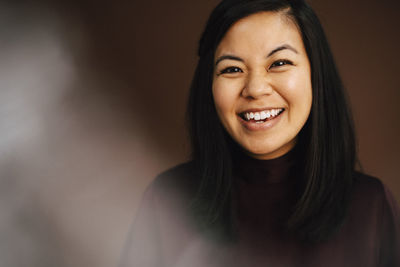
[212,11,312,160]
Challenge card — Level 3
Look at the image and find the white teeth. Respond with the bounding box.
[260,111,267,120]
[242,108,283,121]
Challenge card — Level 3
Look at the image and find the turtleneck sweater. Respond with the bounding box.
[119,151,400,267]
[233,148,299,235]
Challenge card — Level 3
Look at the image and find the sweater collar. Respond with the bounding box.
[233,147,298,185]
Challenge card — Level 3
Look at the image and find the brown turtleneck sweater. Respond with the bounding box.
[119,151,400,267]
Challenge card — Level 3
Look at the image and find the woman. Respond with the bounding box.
[120,0,400,266]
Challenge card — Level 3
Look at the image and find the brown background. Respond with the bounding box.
[0,0,399,266]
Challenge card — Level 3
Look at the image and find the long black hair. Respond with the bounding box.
[187,0,356,243]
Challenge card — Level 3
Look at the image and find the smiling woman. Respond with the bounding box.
[119,0,400,266]
[212,11,312,160]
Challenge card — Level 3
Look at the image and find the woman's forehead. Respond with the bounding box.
[215,11,303,58]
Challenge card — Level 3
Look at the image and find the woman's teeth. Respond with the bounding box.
[243,108,283,122]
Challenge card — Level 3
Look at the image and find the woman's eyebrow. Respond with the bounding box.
[267,44,298,57]
[215,44,298,66]
[215,55,244,66]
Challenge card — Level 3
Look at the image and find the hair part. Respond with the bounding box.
[187,0,356,243]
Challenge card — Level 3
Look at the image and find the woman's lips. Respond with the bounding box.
[238,109,285,131]
[239,108,284,121]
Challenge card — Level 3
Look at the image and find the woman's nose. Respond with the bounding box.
[241,71,273,99]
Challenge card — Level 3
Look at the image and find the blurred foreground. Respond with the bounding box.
[0,1,193,266]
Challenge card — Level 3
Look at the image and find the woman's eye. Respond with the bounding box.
[219,67,243,75]
[269,59,293,69]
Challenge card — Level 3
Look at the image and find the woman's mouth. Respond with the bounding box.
[237,108,285,131]
[239,108,284,123]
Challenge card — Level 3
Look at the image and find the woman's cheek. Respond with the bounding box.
[213,78,242,107]
[275,71,310,100]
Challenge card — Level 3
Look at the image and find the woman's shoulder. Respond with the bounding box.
[352,171,393,200]
[147,161,200,203]
[353,171,382,189]
[153,160,199,186]
[155,161,198,181]
[351,172,400,264]
[351,171,399,220]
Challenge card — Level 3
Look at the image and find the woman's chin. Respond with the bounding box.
[240,142,296,160]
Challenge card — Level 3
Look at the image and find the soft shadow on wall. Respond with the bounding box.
[0,0,399,267]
